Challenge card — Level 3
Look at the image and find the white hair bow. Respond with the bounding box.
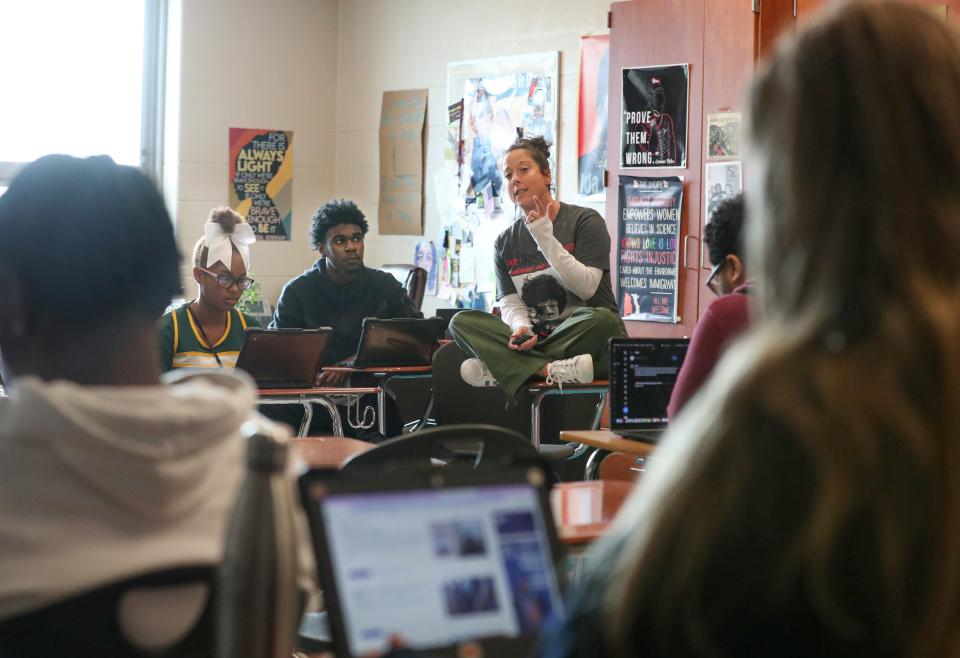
[203,222,255,270]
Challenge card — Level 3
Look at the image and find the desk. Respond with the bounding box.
[551,479,634,545]
[257,387,380,437]
[322,365,432,436]
[559,430,657,480]
[291,436,373,469]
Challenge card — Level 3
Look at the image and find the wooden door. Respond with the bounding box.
[698,0,761,318]
[798,0,957,23]
[607,0,706,339]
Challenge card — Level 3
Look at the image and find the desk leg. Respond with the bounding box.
[297,402,314,438]
[310,398,343,437]
[377,389,386,437]
[584,448,610,480]
[530,389,549,450]
[591,393,607,430]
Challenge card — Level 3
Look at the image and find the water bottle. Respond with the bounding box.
[217,421,298,658]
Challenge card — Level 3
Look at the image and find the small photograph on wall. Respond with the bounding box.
[578,34,609,200]
[621,64,688,169]
[228,128,293,241]
[706,112,741,161]
[704,161,742,223]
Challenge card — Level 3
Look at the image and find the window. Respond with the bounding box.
[0,0,166,188]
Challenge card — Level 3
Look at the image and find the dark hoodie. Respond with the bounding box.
[270,260,422,363]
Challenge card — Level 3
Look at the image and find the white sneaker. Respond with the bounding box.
[545,354,594,388]
[460,358,500,387]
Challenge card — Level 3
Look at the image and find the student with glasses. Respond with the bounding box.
[666,194,751,420]
[158,207,260,370]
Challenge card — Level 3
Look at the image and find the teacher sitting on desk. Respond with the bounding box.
[450,135,625,397]
[157,207,259,371]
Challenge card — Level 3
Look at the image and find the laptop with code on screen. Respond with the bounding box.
[609,337,689,439]
[298,465,565,658]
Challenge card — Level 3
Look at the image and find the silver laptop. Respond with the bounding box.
[298,465,565,658]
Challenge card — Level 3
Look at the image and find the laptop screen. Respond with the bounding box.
[316,483,563,656]
[610,338,689,431]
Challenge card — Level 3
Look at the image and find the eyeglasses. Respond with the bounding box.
[199,267,255,291]
[329,235,364,247]
[705,258,727,295]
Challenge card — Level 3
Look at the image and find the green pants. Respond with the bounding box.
[449,307,627,397]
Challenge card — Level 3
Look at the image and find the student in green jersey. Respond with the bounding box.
[158,207,259,370]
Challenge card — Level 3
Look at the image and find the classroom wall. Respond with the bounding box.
[167,0,610,312]
[333,0,610,315]
[166,0,340,305]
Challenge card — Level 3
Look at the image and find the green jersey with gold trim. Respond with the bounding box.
[157,304,260,371]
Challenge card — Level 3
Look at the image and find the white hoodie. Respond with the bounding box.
[0,369,261,619]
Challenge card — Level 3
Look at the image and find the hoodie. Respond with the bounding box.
[270,260,422,363]
[0,369,261,619]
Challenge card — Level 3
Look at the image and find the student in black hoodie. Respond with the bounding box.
[272,198,421,383]
[270,199,420,436]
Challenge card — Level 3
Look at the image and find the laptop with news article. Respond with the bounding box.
[235,327,333,388]
[608,337,689,440]
[298,464,565,658]
[340,317,444,369]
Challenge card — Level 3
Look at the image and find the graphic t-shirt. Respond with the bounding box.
[494,203,617,337]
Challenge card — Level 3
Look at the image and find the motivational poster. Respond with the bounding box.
[621,64,688,169]
[228,128,293,240]
[618,176,684,323]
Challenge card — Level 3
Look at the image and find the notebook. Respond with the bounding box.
[235,327,332,388]
[298,465,565,658]
[341,317,443,368]
[608,337,689,440]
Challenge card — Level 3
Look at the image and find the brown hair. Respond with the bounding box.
[192,206,245,268]
[599,3,960,656]
[503,134,552,177]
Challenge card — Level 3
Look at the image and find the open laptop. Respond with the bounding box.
[609,337,689,440]
[235,327,332,388]
[298,465,565,658]
[341,317,444,368]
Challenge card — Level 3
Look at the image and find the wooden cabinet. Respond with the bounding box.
[606,0,793,337]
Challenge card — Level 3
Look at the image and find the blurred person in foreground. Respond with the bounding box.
[541,3,960,656]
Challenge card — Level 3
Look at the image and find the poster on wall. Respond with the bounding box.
[621,64,688,169]
[618,176,683,323]
[228,128,293,240]
[379,89,428,235]
[704,161,742,222]
[446,51,560,210]
[415,240,438,296]
[578,34,609,199]
[445,100,464,180]
[706,112,741,161]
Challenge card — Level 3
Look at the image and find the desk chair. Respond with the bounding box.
[382,263,428,310]
[0,566,214,658]
[340,423,559,486]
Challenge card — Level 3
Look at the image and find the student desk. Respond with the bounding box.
[559,429,658,480]
[321,365,432,436]
[257,386,380,437]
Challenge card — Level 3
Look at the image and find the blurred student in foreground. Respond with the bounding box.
[542,3,960,656]
[0,156,275,628]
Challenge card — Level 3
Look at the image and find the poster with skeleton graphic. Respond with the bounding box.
[621,64,688,169]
